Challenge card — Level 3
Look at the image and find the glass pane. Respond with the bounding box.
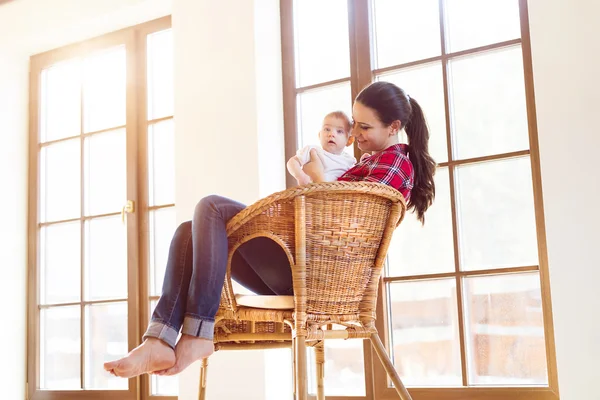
[307,331,366,396]
[84,129,126,216]
[41,59,81,142]
[147,29,174,120]
[85,215,128,300]
[388,279,461,386]
[40,306,80,389]
[388,168,454,276]
[83,46,126,133]
[464,273,548,385]
[148,120,175,206]
[377,62,448,163]
[294,0,350,87]
[445,0,521,53]
[373,0,441,68]
[41,222,80,304]
[85,302,128,389]
[456,157,538,270]
[450,47,529,160]
[297,82,352,155]
[150,207,177,296]
[40,138,81,222]
[150,300,179,396]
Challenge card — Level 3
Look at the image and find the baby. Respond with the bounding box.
[287,111,356,185]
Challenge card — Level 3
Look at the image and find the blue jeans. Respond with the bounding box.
[143,195,293,348]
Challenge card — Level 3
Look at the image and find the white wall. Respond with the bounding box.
[528,0,600,399]
[172,0,285,398]
[0,52,29,400]
[0,1,171,398]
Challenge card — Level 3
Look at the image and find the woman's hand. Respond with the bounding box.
[302,149,326,183]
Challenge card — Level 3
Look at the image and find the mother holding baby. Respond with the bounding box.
[105,81,436,378]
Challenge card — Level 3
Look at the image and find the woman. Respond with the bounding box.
[104,81,436,378]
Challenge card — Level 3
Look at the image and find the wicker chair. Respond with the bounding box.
[198,181,412,400]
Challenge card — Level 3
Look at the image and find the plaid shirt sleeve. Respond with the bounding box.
[338,146,414,200]
[362,152,414,199]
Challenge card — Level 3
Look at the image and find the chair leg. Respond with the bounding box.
[291,337,297,400]
[369,333,412,400]
[315,341,325,400]
[198,358,209,400]
[295,335,309,400]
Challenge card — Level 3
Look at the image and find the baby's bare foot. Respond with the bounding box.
[104,338,176,378]
[157,334,214,376]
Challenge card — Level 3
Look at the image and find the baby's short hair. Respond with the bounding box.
[324,111,352,134]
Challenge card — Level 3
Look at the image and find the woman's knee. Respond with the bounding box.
[194,195,222,218]
[174,220,192,239]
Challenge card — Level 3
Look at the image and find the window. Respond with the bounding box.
[280,1,558,399]
[27,17,178,400]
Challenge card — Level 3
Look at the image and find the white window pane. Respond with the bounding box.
[147,29,174,120]
[41,306,81,389]
[373,0,441,69]
[377,62,448,163]
[85,215,128,300]
[84,129,126,216]
[445,0,521,53]
[83,46,126,133]
[40,138,81,222]
[450,46,529,160]
[388,279,462,386]
[41,59,81,142]
[464,273,548,385]
[297,82,352,155]
[85,302,128,389]
[41,222,80,304]
[148,119,175,207]
[294,0,350,87]
[456,157,538,270]
[388,168,454,276]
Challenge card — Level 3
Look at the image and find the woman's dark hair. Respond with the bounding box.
[356,81,436,224]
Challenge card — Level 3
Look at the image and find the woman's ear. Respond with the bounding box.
[346,136,355,146]
[390,120,402,135]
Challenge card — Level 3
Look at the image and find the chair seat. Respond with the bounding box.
[235,294,294,309]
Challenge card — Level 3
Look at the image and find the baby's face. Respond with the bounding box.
[318,116,350,155]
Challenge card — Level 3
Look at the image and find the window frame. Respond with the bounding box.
[27,16,176,400]
[279,1,559,399]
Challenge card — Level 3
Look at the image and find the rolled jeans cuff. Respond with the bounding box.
[182,315,215,340]
[142,321,179,349]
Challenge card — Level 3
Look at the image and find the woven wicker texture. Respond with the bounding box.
[203,182,412,400]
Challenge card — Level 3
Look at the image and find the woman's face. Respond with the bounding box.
[351,101,400,153]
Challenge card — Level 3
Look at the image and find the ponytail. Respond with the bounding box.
[405,97,436,224]
[355,82,436,224]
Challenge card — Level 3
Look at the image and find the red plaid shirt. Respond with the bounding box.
[338,144,414,200]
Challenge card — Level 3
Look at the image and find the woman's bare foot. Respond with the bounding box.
[155,334,214,376]
[104,338,176,378]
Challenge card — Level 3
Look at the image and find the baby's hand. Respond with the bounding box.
[296,175,312,186]
[360,152,371,162]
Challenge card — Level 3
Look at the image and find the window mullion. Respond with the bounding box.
[436,0,470,387]
[518,0,560,392]
[280,0,298,189]
[348,0,373,161]
[79,54,88,391]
